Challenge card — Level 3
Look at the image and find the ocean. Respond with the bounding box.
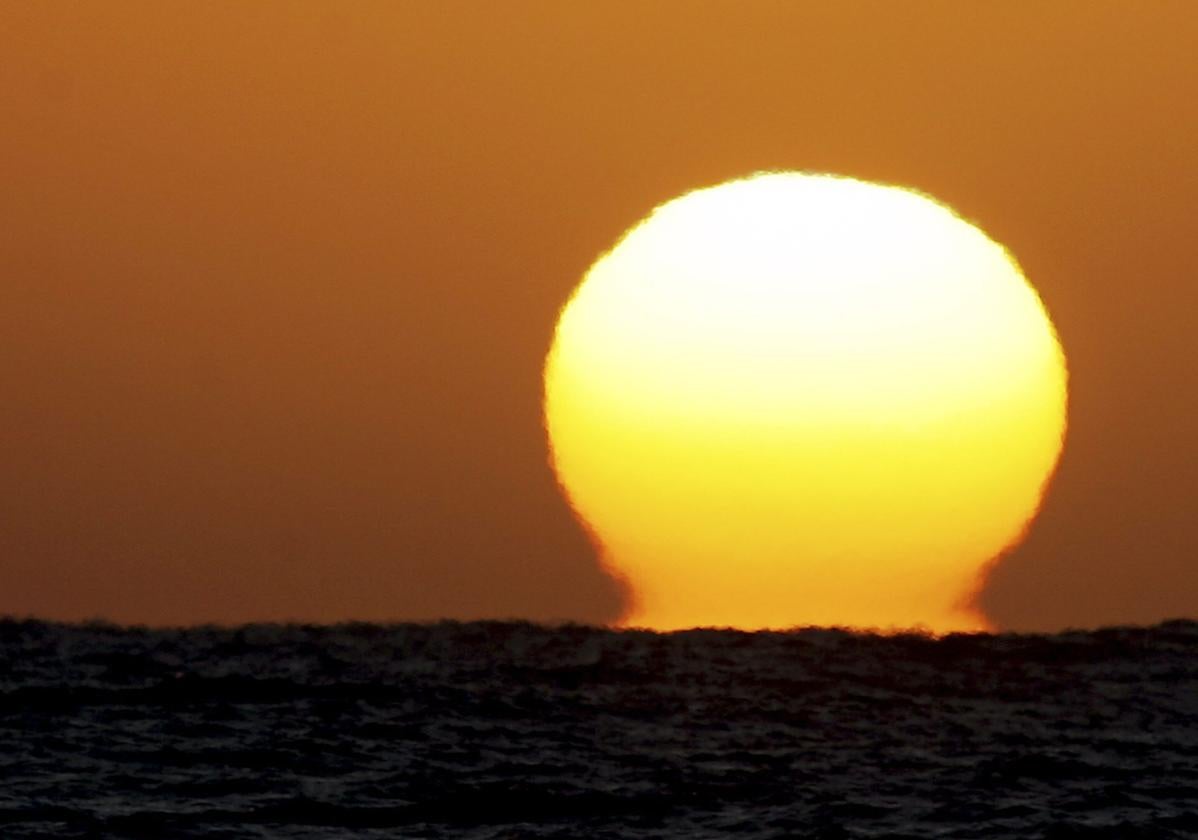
[1,618,1195,839]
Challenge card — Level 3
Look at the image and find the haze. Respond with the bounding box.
[2,2,1196,630]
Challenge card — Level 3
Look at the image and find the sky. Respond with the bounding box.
[2,2,1196,630]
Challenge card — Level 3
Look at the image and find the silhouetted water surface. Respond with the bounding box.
[1,619,1196,838]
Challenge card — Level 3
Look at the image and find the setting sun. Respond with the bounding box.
[545,173,1068,633]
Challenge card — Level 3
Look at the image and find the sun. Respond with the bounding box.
[544,173,1067,633]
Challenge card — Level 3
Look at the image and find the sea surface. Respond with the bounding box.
[1,618,1196,839]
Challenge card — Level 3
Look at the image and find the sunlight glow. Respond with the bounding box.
[544,173,1067,633]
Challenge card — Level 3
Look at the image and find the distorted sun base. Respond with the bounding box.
[544,172,1067,634]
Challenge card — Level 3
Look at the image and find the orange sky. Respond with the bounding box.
[2,2,1196,630]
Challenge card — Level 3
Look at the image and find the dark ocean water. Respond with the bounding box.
[1,619,1196,839]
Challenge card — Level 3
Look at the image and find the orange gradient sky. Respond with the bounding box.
[2,2,1196,629]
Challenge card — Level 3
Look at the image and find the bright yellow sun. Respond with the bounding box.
[544,173,1067,633]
